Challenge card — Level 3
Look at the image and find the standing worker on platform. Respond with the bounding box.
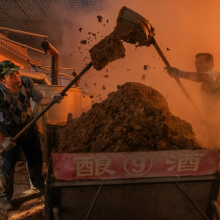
[164,53,220,148]
[0,60,64,211]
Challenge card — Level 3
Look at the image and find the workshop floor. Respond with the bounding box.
[0,161,47,220]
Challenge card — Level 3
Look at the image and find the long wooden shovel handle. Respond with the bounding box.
[139,19,201,115]
[153,39,201,116]
[0,62,93,156]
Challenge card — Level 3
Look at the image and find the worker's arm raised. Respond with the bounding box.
[29,78,64,106]
[38,93,64,106]
[38,97,53,106]
[164,67,209,83]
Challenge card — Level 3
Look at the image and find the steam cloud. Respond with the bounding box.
[48,0,220,149]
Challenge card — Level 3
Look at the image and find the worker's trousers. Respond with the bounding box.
[0,122,45,200]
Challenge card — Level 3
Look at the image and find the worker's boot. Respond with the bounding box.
[0,198,13,211]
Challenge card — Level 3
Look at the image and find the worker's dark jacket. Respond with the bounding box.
[0,76,45,200]
[0,76,43,126]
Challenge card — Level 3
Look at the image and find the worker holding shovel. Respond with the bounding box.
[0,60,64,211]
[165,53,220,148]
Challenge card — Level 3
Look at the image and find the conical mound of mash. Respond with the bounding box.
[58,82,202,153]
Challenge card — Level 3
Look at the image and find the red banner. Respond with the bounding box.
[53,149,220,181]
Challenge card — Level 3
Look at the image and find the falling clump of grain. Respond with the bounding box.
[89,32,125,71]
[80,40,87,44]
[97,15,103,22]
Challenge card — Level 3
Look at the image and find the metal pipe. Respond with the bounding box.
[85,185,102,220]
[39,65,76,70]
[41,41,59,85]
[57,72,74,79]
[38,66,75,79]
[0,27,48,39]
[19,69,51,85]
[0,34,42,66]
[174,182,209,220]
[0,36,45,54]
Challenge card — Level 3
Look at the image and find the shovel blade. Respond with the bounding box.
[114,6,155,47]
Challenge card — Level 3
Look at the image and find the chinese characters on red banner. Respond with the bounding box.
[53,150,218,180]
[73,153,205,177]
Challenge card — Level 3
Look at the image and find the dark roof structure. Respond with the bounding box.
[0,0,107,61]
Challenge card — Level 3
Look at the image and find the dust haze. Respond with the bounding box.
[49,0,220,148]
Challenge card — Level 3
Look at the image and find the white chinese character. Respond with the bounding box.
[165,153,205,172]
[74,157,94,177]
[95,157,116,176]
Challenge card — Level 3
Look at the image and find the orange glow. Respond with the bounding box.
[53,0,220,148]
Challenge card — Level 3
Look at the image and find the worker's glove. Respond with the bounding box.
[1,137,16,151]
[164,67,185,78]
[51,93,64,104]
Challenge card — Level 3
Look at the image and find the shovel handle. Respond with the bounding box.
[153,39,201,116]
[0,61,93,156]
